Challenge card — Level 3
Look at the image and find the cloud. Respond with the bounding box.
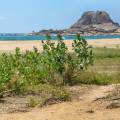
[0,16,8,20]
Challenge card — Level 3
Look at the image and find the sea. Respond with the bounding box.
[0,34,120,41]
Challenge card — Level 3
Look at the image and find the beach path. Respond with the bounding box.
[1,85,120,120]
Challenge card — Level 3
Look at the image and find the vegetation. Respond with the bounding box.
[74,47,120,85]
[41,34,93,85]
[0,34,93,103]
[0,34,120,106]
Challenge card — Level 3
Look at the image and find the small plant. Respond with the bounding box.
[72,34,93,70]
[63,34,93,85]
[28,97,38,108]
[41,34,68,84]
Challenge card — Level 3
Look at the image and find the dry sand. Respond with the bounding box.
[1,85,120,120]
[0,38,120,52]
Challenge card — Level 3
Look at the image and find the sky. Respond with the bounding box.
[0,0,120,33]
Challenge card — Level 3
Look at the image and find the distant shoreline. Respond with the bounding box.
[0,34,120,41]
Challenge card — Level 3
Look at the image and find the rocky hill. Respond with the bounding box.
[66,11,120,35]
[34,11,120,36]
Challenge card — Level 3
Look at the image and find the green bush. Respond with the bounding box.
[0,34,93,95]
[41,34,93,85]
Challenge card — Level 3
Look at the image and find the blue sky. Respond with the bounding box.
[0,0,120,33]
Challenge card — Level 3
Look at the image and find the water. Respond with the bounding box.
[0,34,120,41]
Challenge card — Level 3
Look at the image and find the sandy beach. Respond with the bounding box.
[0,38,120,52]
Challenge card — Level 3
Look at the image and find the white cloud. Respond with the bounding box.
[0,16,8,20]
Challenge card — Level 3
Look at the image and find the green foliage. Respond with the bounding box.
[41,34,93,85]
[72,34,93,69]
[0,34,93,95]
[0,34,120,100]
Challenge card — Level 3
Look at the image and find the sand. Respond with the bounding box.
[0,38,120,52]
[1,85,120,120]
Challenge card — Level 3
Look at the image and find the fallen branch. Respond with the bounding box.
[112,97,120,101]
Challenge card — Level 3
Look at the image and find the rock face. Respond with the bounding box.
[71,11,118,27]
[33,11,120,36]
[66,11,120,35]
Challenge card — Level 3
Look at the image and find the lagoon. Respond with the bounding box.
[0,34,120,41]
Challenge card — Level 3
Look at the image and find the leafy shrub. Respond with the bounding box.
[41,34,93,85]
[0,34,93,95]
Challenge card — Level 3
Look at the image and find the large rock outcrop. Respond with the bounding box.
[71,11,119,27]
[33,11,120,36]
[66,11,120,35]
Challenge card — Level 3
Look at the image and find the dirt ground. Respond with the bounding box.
[0,85,120,120]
